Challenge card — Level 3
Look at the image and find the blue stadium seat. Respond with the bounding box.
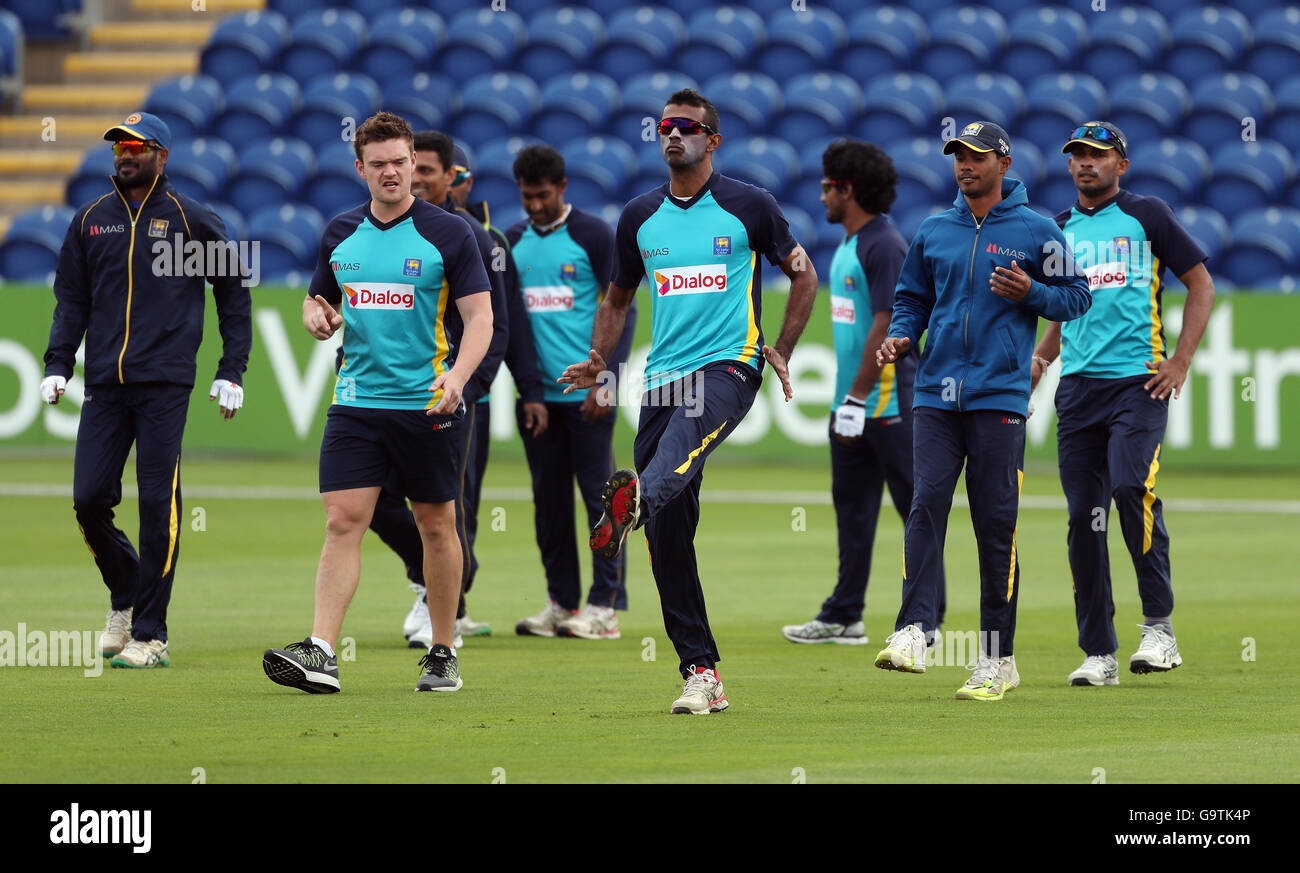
[1266,75,1300,147]
[782,204,819,253]
[714,137,800,201]
[823,0,878,19]
[514,7,603,83]
[304,141,366,219]
[701,72,783,141]
[226,137,315,220]
[357,8,443,85]
[917,7,1008,83]
[1037,174,1082,216]
[1177,206,1231,264]
[943,73,1025,129]
[1021,73,1108,154]
[1083,6,1169,81]
[472,136,543,210]
[895,204,947,244]
[213,73,301,145]
[208,202,248,243]
[1000,7,1087,85]
[1006,140,1044,192]
[1251,275,1299,294]
[889,137,955,214]
[452,72,540,149]
[0,10,20,83]
[1218,207,1300,286]
[440,8,526,83]
[1124,138,1210,210]
[383,72,454,133]
[6,0,70,41]
[65,148,114,207]
[247,202,326,279]
[796,135,846,182]
[781,73,864,143]
[753,7,845,81]
[609,71,699,147]
[1187,73,1273,147]
[560,137,637,205]
[593,7,685,82]
[629,138,672,199]
[293,73,382,148]
[278,8,366,85]
[266,0,330,18]
[144,75,223,144]
[1108,73,1190,147]
[857,72,943,149]
[1165,7,1251,83]
[200,11,289,83]
[1246,7,1300,84]
[676,7,766,84]
[0,205,73,282]
[1204,140,1295,221]
[166,137,238,203]
[841,6,926,82]
[534,72,621,147]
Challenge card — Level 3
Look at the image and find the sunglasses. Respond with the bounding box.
[112,140,155,157]
[1070,125,1117,145]
[451,165,471,186]
[658,117,716,137]
[821,179,849,194]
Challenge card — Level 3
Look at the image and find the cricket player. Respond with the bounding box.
[262,112,492,693]
[1033,121,1214,686]
[559,89,819,714]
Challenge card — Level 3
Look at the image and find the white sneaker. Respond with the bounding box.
[402,583,427,641]
[558,604,621,640]
[670,665,729,715]
[956,653,1019,701]
[1069,653,1119,686]
[782,619,867,645]
[514,600,575,638]
[100,607,132,656]
[456,614,492,637]
[874,623,926,673]
[409,606,462,650]
[1130,624,1182,673]
[110,638,170,668]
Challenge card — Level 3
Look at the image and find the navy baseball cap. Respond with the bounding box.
[1061,121,1128,159]
[451,144,472,185]
[943,121,1011,157]
[103,111,172,150]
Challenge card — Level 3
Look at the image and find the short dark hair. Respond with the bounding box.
[664,88,720,136]
[822,140,898,215]
[413,130,454,173]
[353,111,413,162]
[513,144,565,186]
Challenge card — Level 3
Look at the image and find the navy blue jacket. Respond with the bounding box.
[889,177,1091,415]
[45,174,252,387]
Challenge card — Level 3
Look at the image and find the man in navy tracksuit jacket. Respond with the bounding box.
[42,112,252,669]
[874,122,1091,701]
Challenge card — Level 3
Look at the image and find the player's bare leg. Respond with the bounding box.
[311,486,381,648]
[411,498,464,691]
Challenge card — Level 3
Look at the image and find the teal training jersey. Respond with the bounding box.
[507,207,615,403]
[614,172,798,391]
[308,199,491,410]
[828,215,914,417]
[1054,189,1206,379]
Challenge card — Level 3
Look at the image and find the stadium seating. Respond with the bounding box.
[560,136,637,205]
[213,73,301,145]
[452,72,540,148]
[595,6,687,81]
[304,140,366,220]
[208,202,248,243]
[1217,207,1300,286]
[895,203,948,245]
[702,71,783,141]
[1108,73,1190,147]
[247,202,326,279]
[1178,206,1231,264]
[471,136,541,212]
[1246,7,1300,84]
[714,136,800,201]
[65,149,115,207]
[841,7,926,82]
[533,72,620,148]
[0,10,21,86]
[278,8,366,84]
[5,0,78,40]
[514,7,603,82]
[1006,141,1045,193]
[357,8,444,85]
[1165,6,1251,83]
[0,205,73,282]
[889,137,955,215]
[943,73,1025,129]
[753,7,844,81]
[200,11,289,83]
[1267,74,1300,147]
[917,7,1008,83]
[292,73,381,147]
[781,73,863,143]
[226,137,315,220]
[1083,6,1169,80]
[1124,138,1212,211]
[857,72,943,147]
[382,72,454,133]
[608,71,699,145]
[165,137,238,203]
[1204,140,1295,221]
[1000,7,1088,85]
[441,8,526,83]
[1021,73,1108,152]
[144,75,223,144]
[676,7,766,85]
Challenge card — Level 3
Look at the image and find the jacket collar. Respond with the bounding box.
[952,176,1027,219]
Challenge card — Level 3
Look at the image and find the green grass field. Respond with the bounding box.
[1,452,1297,783]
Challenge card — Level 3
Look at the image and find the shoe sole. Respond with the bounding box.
[592,470,638,559]
[515,624,558,637]
[784,631,868,645]
[415,678,463,692]
[874,650,925,673]
[408,638,432,649]
[1130,659,1181,674]
[670,699,729,715]
[1069,676,1119,686]
[462,628,492,637]
[262,651,340,694]
[110,657,170,668]
[559,628,622,640]
[957,682,1019,701]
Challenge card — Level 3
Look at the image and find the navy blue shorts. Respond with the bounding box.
[319,405,464,504]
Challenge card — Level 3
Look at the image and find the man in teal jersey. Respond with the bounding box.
[1031,121,1215,687]
[506,144,637,641]
[262,113,493,694]
[560,89,819,714]
[781,140,944,647]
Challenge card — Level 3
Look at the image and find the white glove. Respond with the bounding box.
[41,375,67,405]
[833,395,866,438]
[209,379,244,419]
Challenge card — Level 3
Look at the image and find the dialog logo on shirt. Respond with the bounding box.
[1083,261,1128,289]
[830,295,856,324]
[524,285,575,312]
[653,264,728,296]
[344,282,415,310]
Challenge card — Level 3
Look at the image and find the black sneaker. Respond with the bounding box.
[415,644,462,692]
[263,639,340,693]
[590,468,640,559]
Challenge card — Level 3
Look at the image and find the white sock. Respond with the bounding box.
[310,636,335,658]
[429,645,458,658]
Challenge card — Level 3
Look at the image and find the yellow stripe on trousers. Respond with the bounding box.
[1142,443,1162,554]
[1007,469,1023,601]
[162,457,180,576]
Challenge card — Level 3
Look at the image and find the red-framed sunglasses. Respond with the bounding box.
[658,117,716,137]
[112,140,156,157]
